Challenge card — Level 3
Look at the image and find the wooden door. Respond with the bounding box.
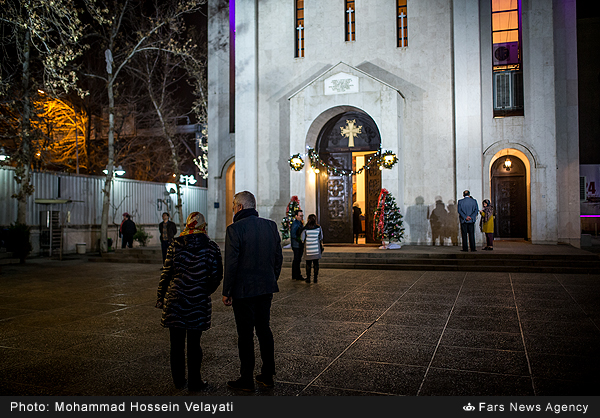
[318,153,353,243]
[364,164,382,243]
[492,156,527,239]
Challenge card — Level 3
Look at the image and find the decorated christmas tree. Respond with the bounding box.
[280,196,302,240]
[373,189,405,248]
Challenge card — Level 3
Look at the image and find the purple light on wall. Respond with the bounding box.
[581,215,600,218]
[230,0,235,33]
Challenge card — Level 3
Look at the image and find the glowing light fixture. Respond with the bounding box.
[289,154,305,171]
[504,157,512,171]
[103,165,126,176]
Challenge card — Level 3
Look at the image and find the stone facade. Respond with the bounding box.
[207,0,580,246]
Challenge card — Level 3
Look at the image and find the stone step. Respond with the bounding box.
[89,247,600,273]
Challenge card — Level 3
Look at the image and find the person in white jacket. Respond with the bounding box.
[301,214,323,283]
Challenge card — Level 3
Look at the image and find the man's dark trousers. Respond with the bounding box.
[160,240,170,264]
[291,245,303,280]
[461,222,476,251]
[232,294,275,380]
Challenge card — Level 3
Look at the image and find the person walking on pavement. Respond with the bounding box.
[120,213,136,249]
[479,199,495,250]
[290,209,305,281]
[222,191,283,392]
[457,190,479,252]
[159,212,177,264]
[301,214,323,283]
[156,212,223,391]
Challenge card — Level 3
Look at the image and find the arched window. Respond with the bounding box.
[345,0,356,42]
[295,0,304,58]
[397,0,408,48]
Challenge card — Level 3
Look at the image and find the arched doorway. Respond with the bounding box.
[316,111,381,243]
[225,162,235,228]
[491,155,527,239]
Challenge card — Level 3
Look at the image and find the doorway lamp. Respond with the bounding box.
[504,157,512,171]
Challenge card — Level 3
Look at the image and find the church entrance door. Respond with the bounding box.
[491,155,527,239]
[315,111,382,244]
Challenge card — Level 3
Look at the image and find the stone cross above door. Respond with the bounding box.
[340,119,362,147]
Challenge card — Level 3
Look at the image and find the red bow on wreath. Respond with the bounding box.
[373,188,389,240]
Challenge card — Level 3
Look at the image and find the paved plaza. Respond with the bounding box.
[1,254,599,397]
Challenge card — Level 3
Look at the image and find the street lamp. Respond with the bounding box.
[180,174,197,186]
[103,165,126,176]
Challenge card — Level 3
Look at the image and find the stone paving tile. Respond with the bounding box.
[340,339,437,367]
[311,359,427,396]
[419,369,535,396]
[520,318,600,337]
[523,334,600,356]
[445,315,521,334]
[431,346,529,376]
[361,323,444,345]
[440,328,524,351]
[533,378,599,396]
[528,353,600,381]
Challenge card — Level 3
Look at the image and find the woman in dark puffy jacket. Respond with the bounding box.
[156,212,223,391]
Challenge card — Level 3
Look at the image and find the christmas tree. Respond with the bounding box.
[373,189,405,248]
[280,196,302,240]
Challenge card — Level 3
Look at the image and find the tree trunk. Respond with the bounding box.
[17,30,32,225]
[100,73,115,253]
[149,91,185,230]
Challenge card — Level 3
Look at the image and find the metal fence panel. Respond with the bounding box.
[0,167,207,227]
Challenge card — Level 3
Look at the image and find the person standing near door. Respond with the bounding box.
[159,212,177,264]
[352,203,363,244]
[457,190,478,252]
[301,214,323,283]
[479,199,495,250]
[290,210,305,281]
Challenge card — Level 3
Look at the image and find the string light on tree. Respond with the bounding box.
[280,196,302,241]
[373,188,404,249]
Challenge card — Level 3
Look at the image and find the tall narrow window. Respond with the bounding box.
[295,0,304,58]
[492,0,523,117]
[345,0,356,42]
[397,1,408,48]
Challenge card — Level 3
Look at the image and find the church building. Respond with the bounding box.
[206,0,581,247]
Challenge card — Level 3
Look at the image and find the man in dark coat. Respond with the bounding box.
[290,210,304,280]
[121,213,136,248]
[457,190,479,252]
[159,212,178,264]
[222,191,283,391]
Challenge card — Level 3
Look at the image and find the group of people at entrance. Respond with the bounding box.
[458,190,495,251]
[290,210,324,283]
[155,191,283,392]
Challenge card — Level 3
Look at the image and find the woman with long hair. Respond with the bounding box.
[300,214,323,283]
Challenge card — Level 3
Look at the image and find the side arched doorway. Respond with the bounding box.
[491,155,527,239]
[225,162,235,228]
[316,111,381,244]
